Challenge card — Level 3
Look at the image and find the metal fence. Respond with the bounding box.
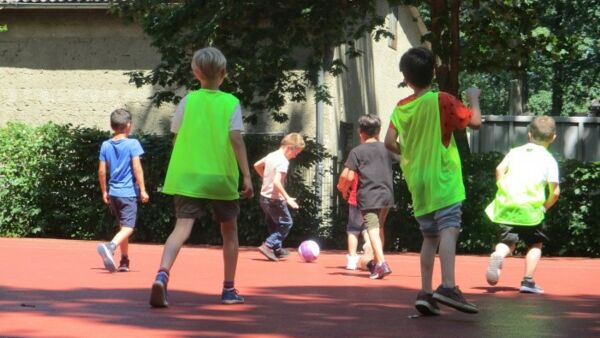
[469,115,600,162]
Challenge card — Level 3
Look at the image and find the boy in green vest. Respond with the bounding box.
[149,47,253,307]
[485,116,560,294]
[384,47,481,315]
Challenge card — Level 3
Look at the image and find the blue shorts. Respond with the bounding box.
[415,203,462,238]
[346,205,364,235]
[109,196,138,228]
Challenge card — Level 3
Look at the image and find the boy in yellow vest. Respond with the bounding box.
[485,116,560,294]
[385,47,481,315]
[149,47,253,307]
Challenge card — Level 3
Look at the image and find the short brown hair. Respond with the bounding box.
[110,108,131,132]
[529,116,556,143]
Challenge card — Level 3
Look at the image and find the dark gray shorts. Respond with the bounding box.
[415,203,462,238]
[109,196,138,228]
[174,195,239,222]
[499,223,549,247]
[346,205,365,235]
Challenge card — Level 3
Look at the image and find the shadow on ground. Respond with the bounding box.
[1,284,599,338]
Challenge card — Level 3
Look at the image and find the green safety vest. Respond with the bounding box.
[390,91,465,217]
[162,89,240,200]
[485,144,550,225]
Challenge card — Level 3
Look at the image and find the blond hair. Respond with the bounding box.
[191,47,227,80]
[529,116,556,143]
[281,132,305,148]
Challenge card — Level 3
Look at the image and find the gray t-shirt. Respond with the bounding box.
[345,142,396,210]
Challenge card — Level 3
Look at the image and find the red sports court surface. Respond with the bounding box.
[1,238,599,338]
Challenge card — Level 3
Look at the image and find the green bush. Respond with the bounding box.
[0,122,598,257]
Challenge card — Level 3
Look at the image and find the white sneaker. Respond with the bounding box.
[486,253,504,285]
[346,254,359,270]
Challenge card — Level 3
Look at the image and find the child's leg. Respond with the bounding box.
[438,227,459,288]
[347,232,359,256]
[524,243,542,279]
[111,226,134,255]
[158,218,194,271]
[493,242,513,257]
[420,235,439,293]
[221,218,239,283]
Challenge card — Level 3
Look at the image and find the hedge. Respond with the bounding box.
[0,122,598,257]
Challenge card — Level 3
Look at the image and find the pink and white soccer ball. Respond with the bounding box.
[298,240,320,262]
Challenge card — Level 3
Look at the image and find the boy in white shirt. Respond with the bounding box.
[254,133,305,261]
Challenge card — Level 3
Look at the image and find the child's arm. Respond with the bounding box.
[273,171,299,209]
[132,156,149,203]
[465,87,482,129]
[495,157,509,181]
[384,125,401,154]
[253,157,266,178]
[336,167,355,200]
[98,160,109,204]
[544,182,560,211]
[230,130,254,199]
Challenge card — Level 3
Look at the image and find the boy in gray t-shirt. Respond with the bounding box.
[338,114,397,279]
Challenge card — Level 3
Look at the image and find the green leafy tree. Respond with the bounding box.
[113,0,393,124]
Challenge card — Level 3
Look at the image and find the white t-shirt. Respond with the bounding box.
[170,95,244,134]
[260,149,289,200]
[502,142,559,186]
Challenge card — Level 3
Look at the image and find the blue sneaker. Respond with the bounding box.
[96,243,116,272]
[150,272,169,308]
[221,288,245,304]
[519,279,544,294]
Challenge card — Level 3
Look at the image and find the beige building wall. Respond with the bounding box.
[247,5,426,160]
[0,9,175,134]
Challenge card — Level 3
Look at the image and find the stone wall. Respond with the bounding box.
[0,9,175,133]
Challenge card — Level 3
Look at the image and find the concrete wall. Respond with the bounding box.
[0,9,175,133]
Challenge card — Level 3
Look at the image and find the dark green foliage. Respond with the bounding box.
[1,123,598,256]
[112,1,392,122]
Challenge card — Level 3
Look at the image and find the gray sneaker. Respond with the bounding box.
[520,279,544,294]
[433,285,478,314]
[258,243,279,261]
[486,253,504,285]
[415,291,441,316]
[96,243,116,272]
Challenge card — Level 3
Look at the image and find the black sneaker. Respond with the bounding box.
[118,256,130,272]
[274,248,289,258]
[258,243,279,261]
[366,260,376,274]
[150,272,169,308]
[519,279,544,294]
[433,285,478,314]
[415,291,441,316]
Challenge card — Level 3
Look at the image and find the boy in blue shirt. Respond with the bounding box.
[97,108,149,272]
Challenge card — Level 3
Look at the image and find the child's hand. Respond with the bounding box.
[102,192,110,204]
[465,87,481,101]
[239,177,254,199]
[140,191,150,204]
[287,197,299,209]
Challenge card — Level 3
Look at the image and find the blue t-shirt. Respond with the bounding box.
[99,138,144,198]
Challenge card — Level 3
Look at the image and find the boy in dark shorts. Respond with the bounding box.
[97,108,149,272]
[485,116,560,294]
[149,47,253,307]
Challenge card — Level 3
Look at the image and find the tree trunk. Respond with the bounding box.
[551,62,564,115]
